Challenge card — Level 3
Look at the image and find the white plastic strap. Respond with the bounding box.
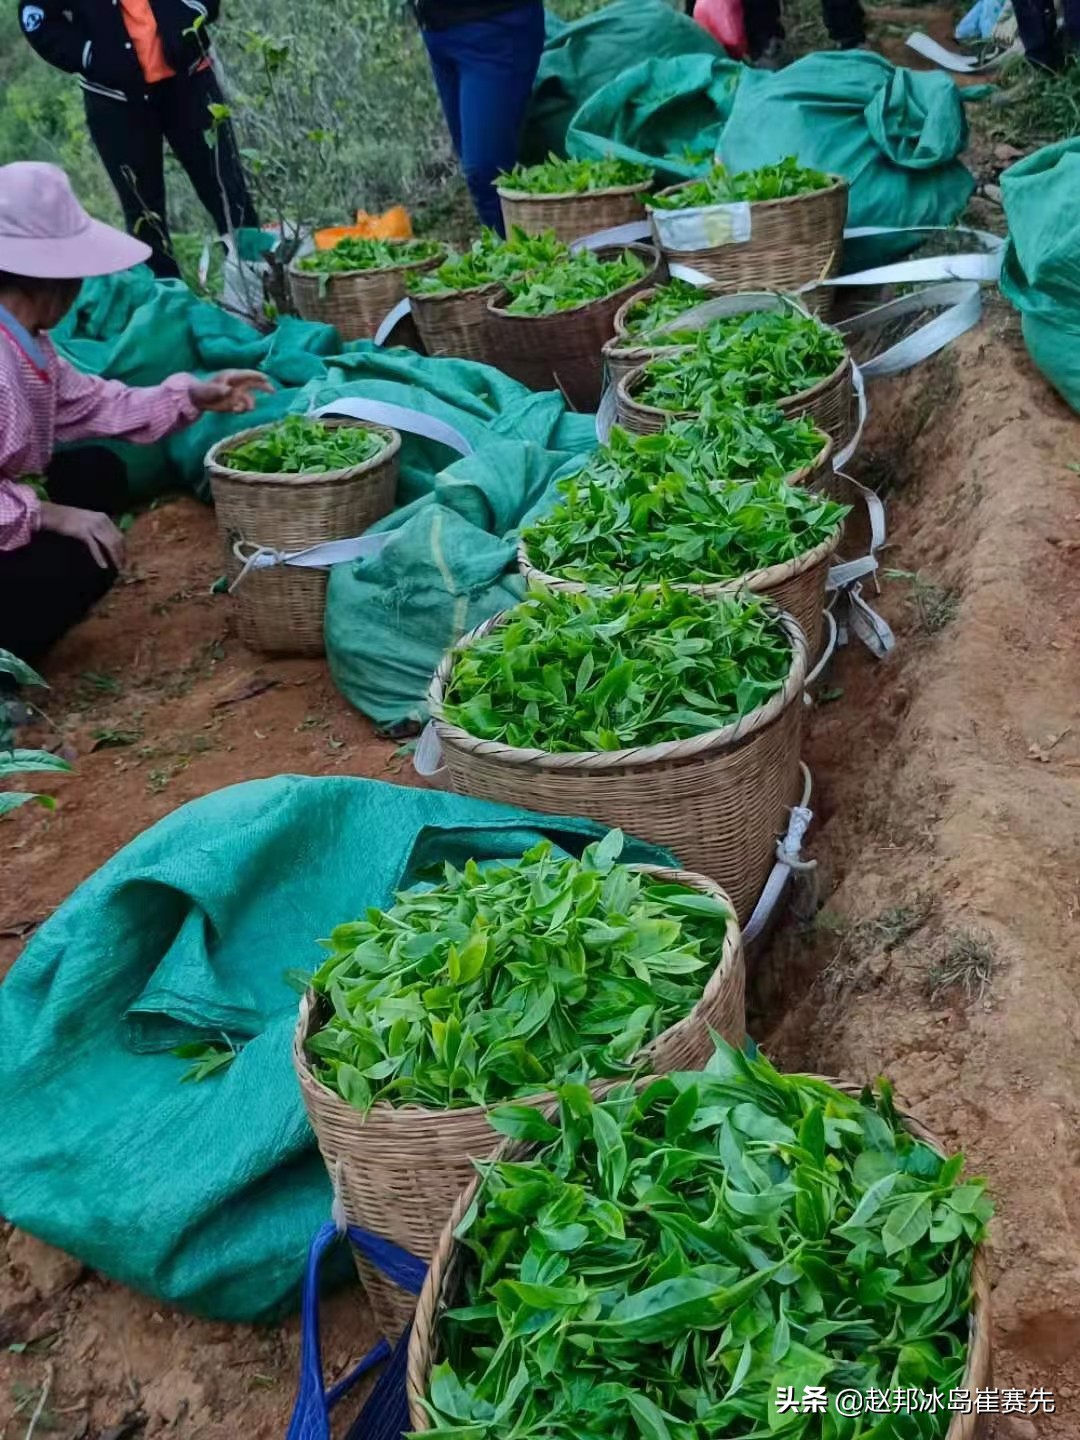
[825,227,1004,287]
[595,383,618,444]
[229,533,391,590]
[413,721,447,778]
[668,263,722,286]
[804,609,838,690]
[836,581,897,659]
[742,764,816,945]
[904,29,1021,71]
[570,220,651,252]
[837,280,985,378]
[832,359,867,473]
[374,296,413,347]
[313,398,473,456]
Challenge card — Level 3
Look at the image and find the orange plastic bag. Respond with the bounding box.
[314,206,413,251]
[694,0,747,58]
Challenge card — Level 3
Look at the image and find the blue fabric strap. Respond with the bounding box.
[285,1222,425,1440]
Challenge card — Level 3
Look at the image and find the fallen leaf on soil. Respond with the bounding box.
[212,676,279,708]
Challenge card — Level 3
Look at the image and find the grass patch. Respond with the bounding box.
[986,55,1080,149]
[926,929,1000,1004]
[819,892,936,998]
[885,569,960,635]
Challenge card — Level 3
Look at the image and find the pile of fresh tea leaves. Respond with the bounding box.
[498,154,654,195]
[651,157,834,210]
[502,247,649,317]
[295,236,443,274]
[406,227,568,297]
[220,415,389,474]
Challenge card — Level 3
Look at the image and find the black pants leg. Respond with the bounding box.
[821,0,867,45]
[159,69,259,236]
[83,89,177,280]
[0,449,128,665]
[1012,0,1064,65]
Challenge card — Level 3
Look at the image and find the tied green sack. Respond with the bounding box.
[567,54,742,186]
[524,0,725,163]
[999,139,1080,411]
[325,435,590,730]
[716,52,974,269]
[0,775,672,1322]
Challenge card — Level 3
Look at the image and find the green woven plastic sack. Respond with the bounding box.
[567,53,742,186]
[0,775,672,1321]
[717,52,974,268]
[524,0,724,163]
[999,139,1080,411]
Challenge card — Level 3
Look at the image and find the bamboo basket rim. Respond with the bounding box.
[428,607,808,771]
[617,346,852,428]
[292,862,742,1129]
[204,417,401,488]
[495,178,654,205]
[486,242,661,323]
[646,172,848,221]
[287,248,446,283]
[405,1075,993,1439]
[611,280,720,341]
[407,278,506,306]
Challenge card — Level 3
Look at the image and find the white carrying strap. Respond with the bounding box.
[742,763,818,945]
[822,226,1004,287]
[904,29,1021,71]
[313,398,473,456]
[413,720,446,779]
[828,468,886,591]
[835,579,896,659]
[836,280,986,379]
[229,532,392,591]
[374,296,413,347]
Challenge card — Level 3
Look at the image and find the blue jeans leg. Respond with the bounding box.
[423,30,464,158]
[423,4,545,233]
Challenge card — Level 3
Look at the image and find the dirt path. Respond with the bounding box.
[4,303,1080,1436]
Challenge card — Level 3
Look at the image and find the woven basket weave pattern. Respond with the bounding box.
[497,182,651,245]
[648,178,848,299]
[292,864,745,1340]
[288,253,442,341]
[205,420,400,657]
[486,243,664,412]
[430,613,808,923]
[410,282,505,362]
[406,1087,993,1439]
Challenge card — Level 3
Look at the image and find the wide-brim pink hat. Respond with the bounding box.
[0,161,151,279]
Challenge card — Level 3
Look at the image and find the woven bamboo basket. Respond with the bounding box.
[429,610,807,923]
[517,446,840,660]
[406,1083,993,1439]
[205,419,400,657]
[602,280,722,389]
[614,292,854,448]
[293,863,744,1341]
[486,243,663,412]
[409,281,506,362]
[497,180,652,245]
[288,250,443,341]
[647,176,848,310]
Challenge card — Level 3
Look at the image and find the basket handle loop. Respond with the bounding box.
[286,1219,425,1440]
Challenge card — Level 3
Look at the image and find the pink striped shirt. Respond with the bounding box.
[0,318,200,552]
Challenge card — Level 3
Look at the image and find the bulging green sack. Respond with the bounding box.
[999,138,1080,411]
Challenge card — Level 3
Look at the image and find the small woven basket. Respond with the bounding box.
[406,1082,993,1439]
[485,243,664,412]
[205,419,400,657]
[517,435,839,660]
[409,281,506,362]
[430,609,807,923]
[614,293,854,448]
[647,176,848,313]
[288,251,443,341]
[293,863,745,1341]
[497,180,652,245]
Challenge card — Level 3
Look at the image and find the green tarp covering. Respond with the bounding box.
[999,139,1080,412]
[0,776,671,1321]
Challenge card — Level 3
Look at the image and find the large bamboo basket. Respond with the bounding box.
[406,1082,992,1439]
[409,281,506,362]
[429,610,807,923]
[614,293,854,448]
[647,176,848,309]
[497,180,652,245]
[602,280,721,390]
[293,864,745,1341]
[288,250,443,341]
[486,243,663,412]
[205,419,399,656]
[517,452,840,661]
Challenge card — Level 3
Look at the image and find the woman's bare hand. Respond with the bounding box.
[190,370,275,414]
[39,501,126,570]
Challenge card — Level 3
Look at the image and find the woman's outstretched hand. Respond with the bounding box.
[190,370,274,415]
[39,502,126,570]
